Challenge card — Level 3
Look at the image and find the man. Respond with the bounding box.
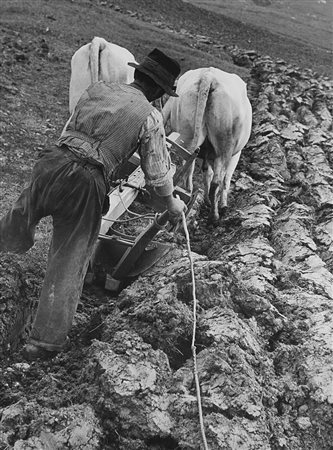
[0,48,186,361]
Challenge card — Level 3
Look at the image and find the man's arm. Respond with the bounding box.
[138,109,186,220]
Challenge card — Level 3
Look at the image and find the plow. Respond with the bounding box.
[85,132,199,292]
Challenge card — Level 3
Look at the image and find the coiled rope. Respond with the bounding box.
[181,212,209,450]
[102,189,155,223]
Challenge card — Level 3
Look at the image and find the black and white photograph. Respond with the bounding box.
[0,0,332,448]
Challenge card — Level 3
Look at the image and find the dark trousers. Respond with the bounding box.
[0,146,106,350]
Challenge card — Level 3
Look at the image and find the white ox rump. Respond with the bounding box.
[69,36,137,113]
[163,67,252,224]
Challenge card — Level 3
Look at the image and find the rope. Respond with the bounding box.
[116,188,154,219]
[116,188,145,218]
[181,212,209,450]
[102,189,155,223]
[102,214,154,224]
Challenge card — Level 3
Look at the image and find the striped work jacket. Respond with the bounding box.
[57,81,154,187]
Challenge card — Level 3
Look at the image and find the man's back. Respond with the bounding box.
[59,81,154,180]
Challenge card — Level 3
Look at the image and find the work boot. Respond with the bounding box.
[22,344,59,362]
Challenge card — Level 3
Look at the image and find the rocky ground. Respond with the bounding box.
[0,0,332,449]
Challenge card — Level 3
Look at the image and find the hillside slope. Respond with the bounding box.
[184,0,332,51]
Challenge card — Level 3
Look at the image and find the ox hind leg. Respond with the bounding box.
[183,159,196,193]
[207,125,238,222]
[207,156,225,225]
[206,130,234,224]
[204,164,213,205]
[199,138,214,204]
[171,130,200,194]
[207,139,236,224]
[220,151,241,212]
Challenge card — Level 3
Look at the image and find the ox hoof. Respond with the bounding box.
[207,214,220,227]
[219,206,228,217]
[204,197,211,206]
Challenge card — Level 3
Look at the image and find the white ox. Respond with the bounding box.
[162,67,252,224]
[69,36,137,113]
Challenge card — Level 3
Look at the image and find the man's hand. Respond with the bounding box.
[165,194,187,225]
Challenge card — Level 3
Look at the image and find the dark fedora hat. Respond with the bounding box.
[128,48,180,97]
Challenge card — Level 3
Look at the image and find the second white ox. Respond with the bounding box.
[163,67,252,224]
[69,36,137,113]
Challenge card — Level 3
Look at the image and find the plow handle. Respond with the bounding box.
[154,210,170,228]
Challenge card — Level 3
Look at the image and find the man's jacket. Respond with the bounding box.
[58,81,154,185]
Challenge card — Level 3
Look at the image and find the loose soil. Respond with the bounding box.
[0,0,332,449]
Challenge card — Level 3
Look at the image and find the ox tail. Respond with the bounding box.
[190,69,212,152]
[89,37,107,84]
[162,97,172,125]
